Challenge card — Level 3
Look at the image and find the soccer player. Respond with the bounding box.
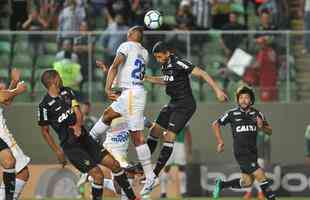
[89,26,156,193]
[0,69,30,200]
[37,69,138,200]
[141,41,227,195]
[211,86,276,200]
[159,124,192,198]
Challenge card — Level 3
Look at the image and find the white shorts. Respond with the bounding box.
[0,127,30,173]
[104,146,129,168]
[111,88,146,131]
[167,142,186,166]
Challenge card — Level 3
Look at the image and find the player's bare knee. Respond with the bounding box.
[110,160,122,173]
[89,167,104,183]
[2,154,16,169]
[241,175,254,187]
[17,167,30,181]
[131,131,145,146]
[163,131,176,142]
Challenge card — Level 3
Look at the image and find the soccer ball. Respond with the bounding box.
[144,10,162,30]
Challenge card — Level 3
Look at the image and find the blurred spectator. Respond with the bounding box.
[37,0,59,30]
[165,0,195,56]
[81,101,97,133]
[22,8,48,97]
[305,124,310,165]
[53,51,83,100]
[191,0,212,30]
[220,11,246,62]
[300,0,310,54]
[132,0,153,26]
[101,11,129,66]
[9,0,31,30]
[254,36,278,102]
[211,0,232,29]
[256,9,277,32]
[57,0,86,46]
[56,39,78,63]
[0,0,10,29]
[258,0,288,29]
[73,21,95,89]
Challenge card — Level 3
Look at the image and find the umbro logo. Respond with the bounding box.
[235,119,242,121]
[169,123,175,127]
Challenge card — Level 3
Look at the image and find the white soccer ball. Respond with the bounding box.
[144,10,162,30]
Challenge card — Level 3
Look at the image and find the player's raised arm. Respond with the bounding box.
[40,125,67,167]
[0,81,27,105]
[144,75,166,85]
[105,53,126,101]
[212,120,225,153]
[191,67,228,102]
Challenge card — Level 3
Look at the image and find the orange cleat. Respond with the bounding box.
[258,191,265,200]
[243,191,252,200]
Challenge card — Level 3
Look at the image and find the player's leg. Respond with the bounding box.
[253,168,276,200]
[146,105,171,154]
[14,167,30,200]
[159,166,171,198]
[63,146,105,200]
[100,152,137,200]
[0,139,16,200]
[213,173,253,199]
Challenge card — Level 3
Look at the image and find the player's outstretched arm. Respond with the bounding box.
[105,54,125,101]
[257,116,273,135]
[144,75,166,85]
[212,121,225,153]
[0,81,27,105]
[40,126,67,167]
[191,67,228,102]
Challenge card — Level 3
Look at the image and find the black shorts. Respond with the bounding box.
[156,97,196,134]
[0,138,9,151]
[238,160,260,174]
[62,131,109,173]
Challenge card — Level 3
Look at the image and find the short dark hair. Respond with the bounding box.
[41,69,59,89]
[152,41,169,54]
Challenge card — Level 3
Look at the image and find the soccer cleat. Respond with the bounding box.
[212,178,223,199]
[140,176,159,197]
[76,173,88,188]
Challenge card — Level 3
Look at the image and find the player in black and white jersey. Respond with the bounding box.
[212,86,276,200]
[141,41,228,195]
[37,69,139,200]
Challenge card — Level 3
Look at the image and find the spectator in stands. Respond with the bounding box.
[73,21,95,90]
[101,11,128,65]
[304,124,310,165]
[56,39,78,63]
[37,0,59,30]
[0,0,10,29]
[191,0,212,30]
[57,0,86,47]
[220,11,246,62]
[132,0,153,26]
[9,0,31,30]
[53,50,83,100]
[81,101,98,133]
[210,0,232,29]
[300,0,310,54]
[253,36,278,102]
[22,8,48,98]
[256,9,277,32]
[165,0,195,56]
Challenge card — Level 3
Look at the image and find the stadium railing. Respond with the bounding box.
[0,30,305,103]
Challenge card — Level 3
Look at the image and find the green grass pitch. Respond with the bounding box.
[30,198,309,200]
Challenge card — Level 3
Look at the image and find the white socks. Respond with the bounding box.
[159,172,168,195]
[135,144,155,179]
[90,117,110,140]
[0,178,26,200]
[103,178,115,192]
[179,171,187,195]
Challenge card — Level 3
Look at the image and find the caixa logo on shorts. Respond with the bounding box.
[111,132,128,143]
[57,109,73,123]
